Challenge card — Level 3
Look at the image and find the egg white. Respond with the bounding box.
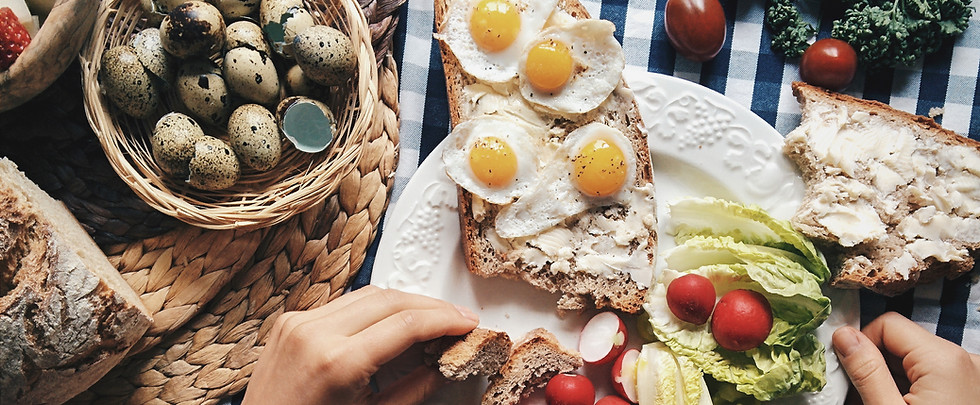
[495,122,637,238]
[442,116,542,204]
[518,19,625,115]
[439,0,559,83]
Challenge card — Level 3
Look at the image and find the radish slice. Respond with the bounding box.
[578,311,628,365]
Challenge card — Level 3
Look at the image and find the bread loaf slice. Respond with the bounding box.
[0,158,152,404]
[435,0,655,314]
[783,82,980,296]
[482,328,583,404]
[425,327,512,381]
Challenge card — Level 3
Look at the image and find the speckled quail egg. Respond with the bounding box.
[160,1,226,59]
[228,104,281,171]
[131,28,176,88]
[176,59,233,126]
[275,96,336,152]
[224,47,280,105]
[259,0,315,58]
[151,112,205,176]
[225,20,270,54]
[293,25,357,86]
[214,0,259,19]
[188,136,241,190]
[284,64,317,96]
[99,45,161,119]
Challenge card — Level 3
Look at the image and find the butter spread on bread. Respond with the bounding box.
[784,82,980,296]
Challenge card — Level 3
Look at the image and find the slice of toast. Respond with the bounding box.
[424,328,513,381]
[783,82,980,296]
[434,0,655,313]
[482,328,583,405]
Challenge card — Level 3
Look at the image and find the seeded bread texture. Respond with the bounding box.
[435,0,655,314]
[482,328,583,405]
[784,82,980,296]
[425,328,513,381]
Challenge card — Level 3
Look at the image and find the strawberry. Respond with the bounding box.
[0,7,31,71]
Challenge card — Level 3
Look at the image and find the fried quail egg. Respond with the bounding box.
[495,122,636,237]
[439,0,559,83]
[442,116,541,204]
[518,19,624,114]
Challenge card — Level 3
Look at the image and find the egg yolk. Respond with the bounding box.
[469,0,521,53]
[470,136,518,188]
[525,39,573,92]
[573,138,627,197]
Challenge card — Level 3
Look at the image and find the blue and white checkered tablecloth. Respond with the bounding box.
[354,0,980,353]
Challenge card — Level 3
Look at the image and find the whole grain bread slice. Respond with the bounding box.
[783,82,980,296]
[435,0,655,314]
[425,328,513,381]
[482,328,583,404]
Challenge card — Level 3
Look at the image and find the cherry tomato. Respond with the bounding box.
[664,0,726,62]
[800,38,858,90]
[596,395,633,405]
[711,289,773,352]
[545,373,595,405]
[666,273,716,325]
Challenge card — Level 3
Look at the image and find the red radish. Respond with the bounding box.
[596,396,632,405]
[711,289,773,351]
[610,348,640,403]
[666,273,716,325]
[578,311,628,365]
[544,373,595,405]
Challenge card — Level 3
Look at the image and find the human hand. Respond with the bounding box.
[242,285,480,405]
[832,311,980,405]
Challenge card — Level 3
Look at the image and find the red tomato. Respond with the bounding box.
[544,373,595,405]
[800,38,858,90]
[710,289,773,352]
[664,0,726,62]
[666,274,716,325]
[596,395,633,405]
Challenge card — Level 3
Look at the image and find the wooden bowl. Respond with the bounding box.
[0,0,98,112]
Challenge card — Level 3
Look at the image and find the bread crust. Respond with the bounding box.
[425,328,513,381]
[482,328,583,404]
[436,0,655,313]
[784,82,980,296]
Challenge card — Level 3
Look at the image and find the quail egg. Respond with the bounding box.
[151,112,205,176]
[176,59,233,126]
[259,0,315,58]
[284,64,317,96]
[188,136,241,190]
[214,0,259,19]
[293,25,357,86]
[275,96,336,153]
[225,20,270,54]
[160,1,226,59]
[99,45,161,119]
[131,27,176,88]
[228,104,281,171]
[224,47,280,106]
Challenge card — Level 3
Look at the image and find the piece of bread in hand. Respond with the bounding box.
[783,82,980,296]
[483,328,583,405]
[425,328,513,381]
[434,0,655,314]
[0,158,152,404]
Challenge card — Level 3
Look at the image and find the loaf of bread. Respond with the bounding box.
[783,82,980,296]
[483,328,583,404]
[0,158,152,404]
[434,0,655,314]
[425,327,512,381]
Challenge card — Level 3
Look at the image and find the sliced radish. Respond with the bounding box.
[611,348,640,403]
[579,311,628,365]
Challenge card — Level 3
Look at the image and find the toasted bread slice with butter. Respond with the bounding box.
[434,0,655,313]
[784,82,980,296]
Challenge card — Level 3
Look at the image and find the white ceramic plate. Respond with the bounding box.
[371,71,858,404]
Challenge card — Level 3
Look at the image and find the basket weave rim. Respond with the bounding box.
[79,0,380,230]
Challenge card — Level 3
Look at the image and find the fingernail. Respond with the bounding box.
[455,305,479,322]
[834,326,862,357]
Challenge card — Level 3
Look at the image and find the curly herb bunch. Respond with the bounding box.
[832,0,973,70]
[765,0,817,58]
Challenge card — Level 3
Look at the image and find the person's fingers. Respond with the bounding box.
[861,312,948,359]
[353,305,479,367]
[833,325,906,405]
[269,285,384,345]
[370,366,449,405]
[327,289,474,336]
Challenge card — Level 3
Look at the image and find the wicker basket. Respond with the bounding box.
[80,0,379,230]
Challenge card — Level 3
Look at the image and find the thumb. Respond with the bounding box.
[832,326,905,405]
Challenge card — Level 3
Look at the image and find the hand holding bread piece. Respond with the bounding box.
[425,327,513,381]
[783,82,980,296]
